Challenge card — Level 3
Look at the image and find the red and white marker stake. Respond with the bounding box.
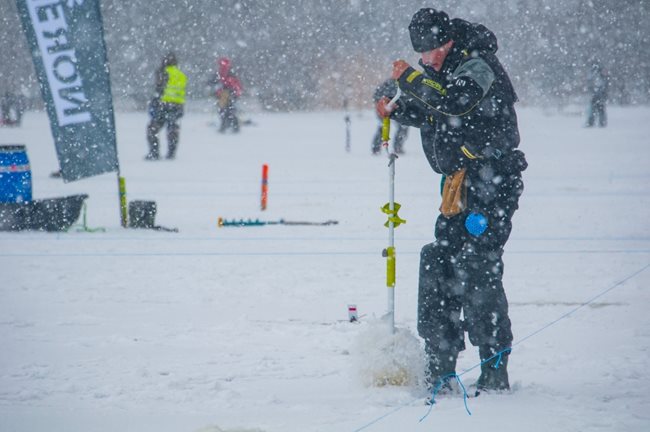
[261,164,269,210]
[348,304,359,322]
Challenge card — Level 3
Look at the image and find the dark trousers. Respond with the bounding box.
[587,95,607,127]
[418,166,524,368]
[147,102,183,159]
[219,101,239,133]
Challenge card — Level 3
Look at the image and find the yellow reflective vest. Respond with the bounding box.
[161,66,187,105]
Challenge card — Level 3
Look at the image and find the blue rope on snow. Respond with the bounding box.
[420,346,512,421]
[420,373,472,421]
[351,262,650,431]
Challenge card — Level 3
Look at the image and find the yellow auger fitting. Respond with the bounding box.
[381,202,406,228]
[385,246,396,287]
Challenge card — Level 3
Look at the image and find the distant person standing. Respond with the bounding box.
[212,57,243,134]
[371,79,408,155]
[586,62,608,128]
[146,52,187,160]
[0,91,25,127]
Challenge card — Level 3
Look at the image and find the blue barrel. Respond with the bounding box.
[0,145,32,203]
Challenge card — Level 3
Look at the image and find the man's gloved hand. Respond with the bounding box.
[376,96,394,118]
[392,60,411,80]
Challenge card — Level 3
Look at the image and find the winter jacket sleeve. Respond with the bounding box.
[390,95,433,128]
[396,58,494,120]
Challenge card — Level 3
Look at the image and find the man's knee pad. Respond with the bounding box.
[420,241,459,280]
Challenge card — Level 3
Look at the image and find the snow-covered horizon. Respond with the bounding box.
[1,106,649,431]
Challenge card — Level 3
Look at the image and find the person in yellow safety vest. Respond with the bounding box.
[146,52,187,160]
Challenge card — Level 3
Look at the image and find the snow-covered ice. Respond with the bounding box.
[1,105,649,431]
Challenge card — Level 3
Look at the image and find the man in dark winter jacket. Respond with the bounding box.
[372,79,408,155]
[377,8,527,395]
[146,52,187,160]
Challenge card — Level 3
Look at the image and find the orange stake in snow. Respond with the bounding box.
[261,164,269,210]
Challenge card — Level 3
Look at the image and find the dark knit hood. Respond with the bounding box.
[419,18,500,78]
[450,18,498,55]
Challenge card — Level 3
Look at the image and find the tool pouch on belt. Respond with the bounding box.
[439,168,467,218]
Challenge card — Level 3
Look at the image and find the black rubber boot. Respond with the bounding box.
[425,349,459,394]
[166,142,177,160]
[145,140,160,160]
[475,346,510,393]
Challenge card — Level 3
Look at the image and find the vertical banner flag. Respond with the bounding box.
[16,0,118,182]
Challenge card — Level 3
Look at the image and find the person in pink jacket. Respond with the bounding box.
[212,57,243,133]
